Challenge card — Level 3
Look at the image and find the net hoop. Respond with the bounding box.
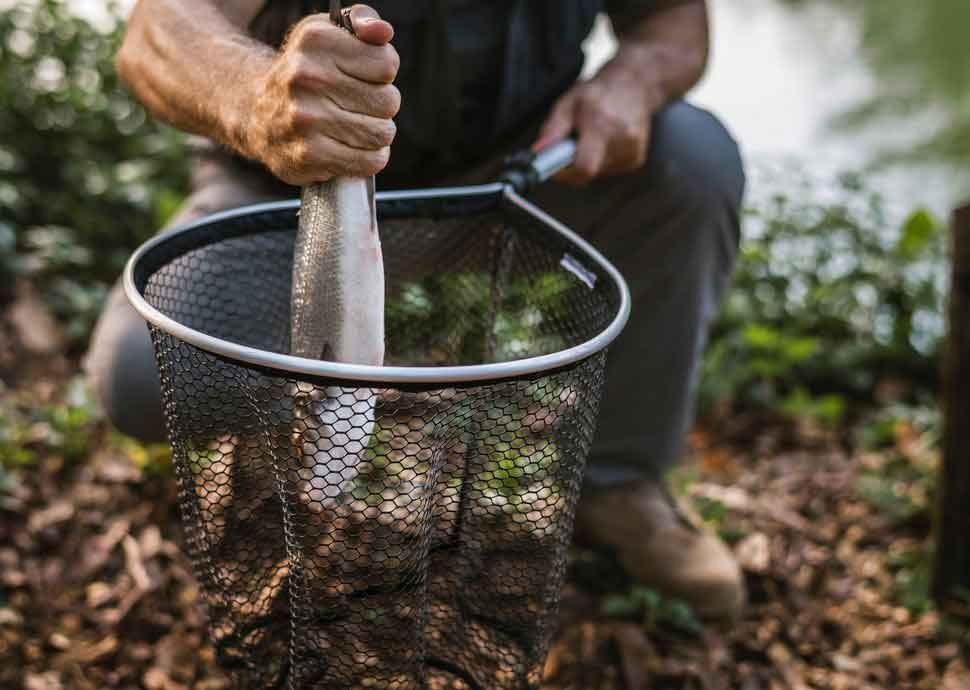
[124,184,631,384]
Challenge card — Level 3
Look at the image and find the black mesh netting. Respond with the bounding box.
[132,192,622,690]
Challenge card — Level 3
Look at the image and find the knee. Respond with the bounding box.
[85,292,166,443]
[648,101,746,216]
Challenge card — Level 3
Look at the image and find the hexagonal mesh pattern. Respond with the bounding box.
[132,193,620,690]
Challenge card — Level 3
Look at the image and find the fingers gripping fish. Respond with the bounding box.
[290,177,385,507]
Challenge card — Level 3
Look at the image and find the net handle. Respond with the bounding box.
[531,139,578,183]
[500,139,578,194]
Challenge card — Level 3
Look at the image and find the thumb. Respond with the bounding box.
[533,93,577,152]
[346,4,394,45]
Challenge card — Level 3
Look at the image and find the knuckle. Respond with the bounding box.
[377,46,400,83]
[375,146,391,169]
[361,147,390,175]
[289,103,318,133]
[377,84,401,117]
[618,120,639,141]
[371,119,396,147]
[374,61,396,85]
[358,124,380,149]
[383,119,398,145]
[579,106,606,131]
[298,23,326,46]
[291,16,329,49]
[598,109,624,132]
[284,56,318,89]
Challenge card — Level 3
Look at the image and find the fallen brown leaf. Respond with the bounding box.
[611,623,653,690]
[121,534,152,591]
[735,532,771,574]
[28,500,74,533]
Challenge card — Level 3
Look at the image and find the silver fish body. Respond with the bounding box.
[290,177,384,504]
[291,177,385,364]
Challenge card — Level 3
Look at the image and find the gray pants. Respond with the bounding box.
[85,101,744,486]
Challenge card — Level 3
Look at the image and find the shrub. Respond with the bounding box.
[0,0,189,346]
[700,169,946,419]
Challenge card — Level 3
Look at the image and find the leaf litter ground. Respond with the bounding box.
[2,369,969,690]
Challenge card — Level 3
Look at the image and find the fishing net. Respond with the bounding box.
[126,186,627,690]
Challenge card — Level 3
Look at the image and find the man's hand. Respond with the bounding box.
[243,5,400,185]
[533,0,709,186]
[117,1,400,185]
[533,62,660,187]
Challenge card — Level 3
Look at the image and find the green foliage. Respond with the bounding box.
[780,388,847,427]
[836,1,970,171]
[0,0,189,347]
[357,405,562,507]
[385,270,573,365]
[690,494,727,528]
[0,376,172,491]
[857,467,931,527]
[0,408,37,469]
[114,432,172,476]
[474,438,560,503]
[0,377,100,471]
[700,171,946,418]
[603,586,704,637]
[856,403,941,451]
[887,544,934,616]
[855,404,939,527]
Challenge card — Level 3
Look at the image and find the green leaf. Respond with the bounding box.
[633,587,661,611]
[742,324,781,350]
[896,209,938,259]
[781,336,820,363]
[153,188,185,228]
[603,594,642,619]
[660,600,704,636]
[780,388,846,426]
[814,394,847,425]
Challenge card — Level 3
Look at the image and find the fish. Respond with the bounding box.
[290,177,385,506]
[291,177,384,364]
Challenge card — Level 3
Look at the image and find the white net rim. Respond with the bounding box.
[123,184,631,385]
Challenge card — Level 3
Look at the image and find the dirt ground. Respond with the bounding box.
[1,311,969,690]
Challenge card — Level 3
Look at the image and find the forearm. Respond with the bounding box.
[603,0,709,111]
[116,0,270,158]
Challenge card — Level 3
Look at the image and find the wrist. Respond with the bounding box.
[218,44,275,160]
[598,43,668,113]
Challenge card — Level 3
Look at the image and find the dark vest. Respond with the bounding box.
[248,1,601,184]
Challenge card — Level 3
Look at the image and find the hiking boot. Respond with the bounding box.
[573,479,745,621]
